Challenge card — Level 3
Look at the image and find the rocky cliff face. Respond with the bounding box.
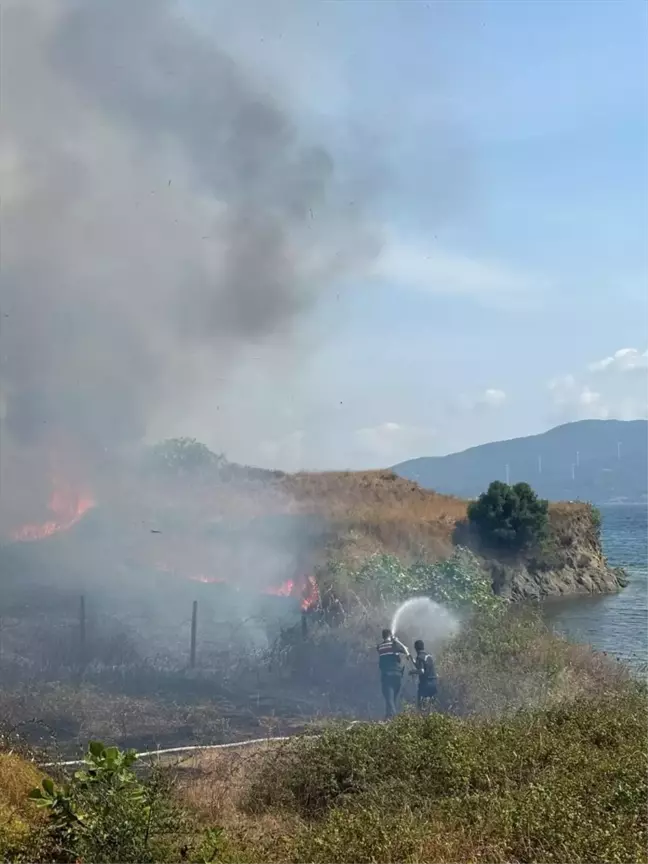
[487,504,628,601]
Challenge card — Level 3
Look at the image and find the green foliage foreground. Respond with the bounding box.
[10,683,646,863]
[19,742,220,864]
[242,687,647,864]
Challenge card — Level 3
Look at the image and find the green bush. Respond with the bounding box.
[29,742,194,863]
[244,687,648,863]
[327,546,501,612]
[466,480,549,554]
[589,503,603,539]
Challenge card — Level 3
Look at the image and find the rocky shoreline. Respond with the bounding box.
[486,504,629,601]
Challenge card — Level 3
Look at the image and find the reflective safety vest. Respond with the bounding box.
[377,638,406,674]
[415,651,437,683]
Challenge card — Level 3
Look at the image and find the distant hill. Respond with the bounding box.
[393,420,648,504]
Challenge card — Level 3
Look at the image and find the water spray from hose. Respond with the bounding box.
[391,597,460,655]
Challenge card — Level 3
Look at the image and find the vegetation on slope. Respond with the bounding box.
[0,746,46,861]
[129,438,606,569]
[1,453,639,862]
[1,513,643,862]
[236,687,647,864]
[18,686,640,864]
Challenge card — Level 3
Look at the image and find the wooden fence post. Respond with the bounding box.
[190,600,198,668]
[79,595,87,663]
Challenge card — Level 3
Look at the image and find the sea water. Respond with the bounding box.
[390,596,460,654]
[543,504,648,670]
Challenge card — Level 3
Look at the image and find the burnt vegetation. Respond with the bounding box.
[0,446,627,755]
[1,616,645,863]
[0,444,641,862]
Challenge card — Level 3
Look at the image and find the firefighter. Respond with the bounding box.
[377,628,411,719]
[410,639,437,713]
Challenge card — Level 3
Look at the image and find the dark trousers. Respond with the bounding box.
[417,680,437,713]
[381,673,402,719]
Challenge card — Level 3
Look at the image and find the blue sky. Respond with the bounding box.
[181,0,647,470]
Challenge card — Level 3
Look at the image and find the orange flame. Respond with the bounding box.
[301,574,320,611]
[187,574,225,585]
[266,578,294,598]
[12,479,95,542]
[166,568,319,611]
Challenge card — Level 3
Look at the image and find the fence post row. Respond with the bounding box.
[74,596,199,668]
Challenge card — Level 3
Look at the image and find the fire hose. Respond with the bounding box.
[40,722,367,769]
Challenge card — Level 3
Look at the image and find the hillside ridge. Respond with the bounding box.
[394,419,647,503]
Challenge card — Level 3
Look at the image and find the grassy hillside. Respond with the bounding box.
[3,613,646,864]
[1,455,642,861]
[394,419,648,503]
[0,459,626,763]
[3,464,600,593]
[1,469,468,590]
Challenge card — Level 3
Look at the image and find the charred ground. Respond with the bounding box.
[0,458,628,757]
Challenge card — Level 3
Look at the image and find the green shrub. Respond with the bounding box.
[466,480,549,554]
[244,687,648,863]
[29,742,193,863]
[589,503,603,539]
[327,546,500,612]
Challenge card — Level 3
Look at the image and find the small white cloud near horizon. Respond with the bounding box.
[588,347,648,374]
[373,236,547,307]
[548,375,609,420]
[548,346,648,422]
[478,388,507,408]
[454,387,507,413]
[354,421,436,463]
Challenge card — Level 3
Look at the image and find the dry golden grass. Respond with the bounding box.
[112,468,470,565]
[113,465,596,569]
[0,751,45,855]
[172,742,281,821]
[0,752,42,812]
[135,467,467,523]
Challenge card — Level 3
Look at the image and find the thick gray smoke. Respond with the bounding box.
[0,0,379,525]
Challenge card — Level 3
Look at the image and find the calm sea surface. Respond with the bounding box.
[543,504,647,671]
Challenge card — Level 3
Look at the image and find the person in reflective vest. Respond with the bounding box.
[410,639,437,713]
[377,628,410,719]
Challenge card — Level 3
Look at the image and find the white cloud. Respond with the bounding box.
[258,430,304,471]
[478,388,507,408]
[548,376,609,420]
[354,421,435,462]
[548,347,648,421]
[453,387,507,413]
[588,347,648,374]
[373,237,545,307]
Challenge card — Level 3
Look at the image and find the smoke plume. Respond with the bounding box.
[0,0,380,527]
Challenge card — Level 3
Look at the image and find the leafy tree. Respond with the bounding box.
[466,480,549,554]
[142,437,225,475]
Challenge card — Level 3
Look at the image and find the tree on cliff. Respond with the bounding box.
[142,437,225,475]
[466,480,549,553]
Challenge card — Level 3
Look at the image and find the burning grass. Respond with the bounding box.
[0,595,635,759]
